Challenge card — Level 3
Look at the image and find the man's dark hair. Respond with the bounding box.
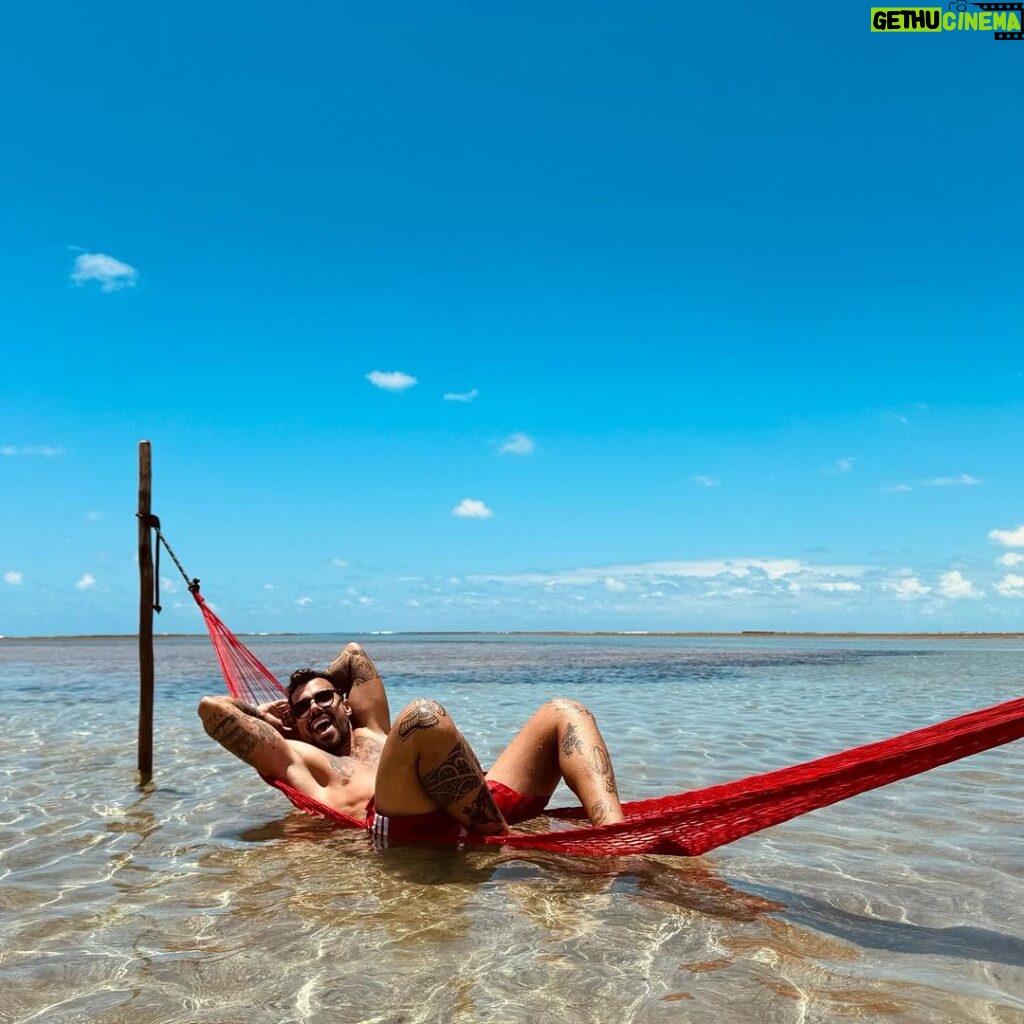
[287,668,347,702]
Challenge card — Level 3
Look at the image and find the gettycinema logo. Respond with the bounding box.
[871,2,1023,38]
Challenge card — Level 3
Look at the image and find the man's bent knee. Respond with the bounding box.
[548,697,595,718]
[394,698,457,744]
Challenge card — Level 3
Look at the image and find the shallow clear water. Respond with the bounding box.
[2,633,1023,1023]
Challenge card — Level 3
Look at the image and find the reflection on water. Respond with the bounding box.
[2,633,1024,1023]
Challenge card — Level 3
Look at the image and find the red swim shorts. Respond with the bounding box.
[367,780,548,848]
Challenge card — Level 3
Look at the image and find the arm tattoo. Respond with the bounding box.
[561,722,584,756]
[590,746,618,794]
[209,713,271,764]
[421,738,485,807]
[590,799,611,825]
[347,649,379,687]
[398,699,448,741]
[333,646,381,690]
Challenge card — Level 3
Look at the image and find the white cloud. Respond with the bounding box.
[882,483,912,493]
[75,573,96,590]
[693,475,720,488]
[452,498,493,519]
[499,432,535,456]
[989,524,1024,548]
[330,558,349,568]
[70,252,138,292]
[471,557,865,588]
[823,457,856,475]
[84,510,104,522]
[3,571,22,586]
[996,552,1024,567]
[603,577,627,592]
[1,445,65,457]
[444,388,479,402]
[366,370,417,392]
[160,576,179,593]
[295,596,313,607]
[357,596,374,606]
[994,574,1024,598]
[883,577,931,600]
[807,581,862,593]
[924,474,982,487]
[938,570,983,600]
[263,583,276,590]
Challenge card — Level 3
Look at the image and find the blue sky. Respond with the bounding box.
[2,3,1022,635]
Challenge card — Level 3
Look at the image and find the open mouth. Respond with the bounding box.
[311,716,335,738]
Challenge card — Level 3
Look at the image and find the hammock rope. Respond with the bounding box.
[191,586,1024,856]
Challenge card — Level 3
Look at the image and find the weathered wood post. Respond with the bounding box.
[137,440,154,786]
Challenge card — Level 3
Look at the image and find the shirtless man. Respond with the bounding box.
[197,643,625,845]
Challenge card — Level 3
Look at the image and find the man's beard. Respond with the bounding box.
[310,717,351,756]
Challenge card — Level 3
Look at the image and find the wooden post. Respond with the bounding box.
[137,440,154,786]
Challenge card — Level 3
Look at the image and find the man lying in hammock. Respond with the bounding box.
[197,643,624,844]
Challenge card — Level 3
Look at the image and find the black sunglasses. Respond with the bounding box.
[291,688,338,719]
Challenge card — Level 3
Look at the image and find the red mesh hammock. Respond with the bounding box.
[194,592,1024,856]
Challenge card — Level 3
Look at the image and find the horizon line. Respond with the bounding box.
[3,630,1024,642]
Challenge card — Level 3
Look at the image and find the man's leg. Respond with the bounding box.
[486,699,625,826]
[373,699,508,835]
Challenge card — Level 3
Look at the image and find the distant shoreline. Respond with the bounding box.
[2,630,1023,642]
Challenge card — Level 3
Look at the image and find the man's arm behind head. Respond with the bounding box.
[197,695,296,779]
[328,643,391,734]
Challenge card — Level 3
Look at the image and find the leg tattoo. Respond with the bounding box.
[421,739,486,807]
[561,721,584,756]
[590,799,611,825]
[398,699,448,741]
[590,745,618,795]
[463,785,504,829]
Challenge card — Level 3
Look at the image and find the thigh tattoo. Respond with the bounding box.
[422,738,485,807]
[463,785,503,828]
